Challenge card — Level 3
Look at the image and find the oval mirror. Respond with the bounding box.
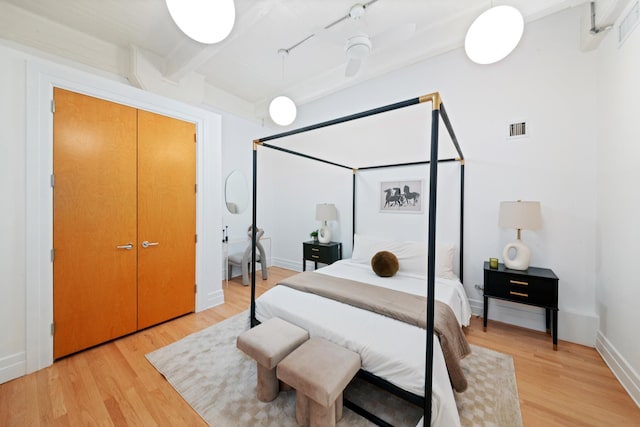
[225,170,249,214]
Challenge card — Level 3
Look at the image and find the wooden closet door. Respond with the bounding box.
[53,88,138,359]
[137,110,196,329]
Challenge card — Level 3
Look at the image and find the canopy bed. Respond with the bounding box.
[247,92,465,426]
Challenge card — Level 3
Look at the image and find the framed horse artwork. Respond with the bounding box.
[379,179,423,213]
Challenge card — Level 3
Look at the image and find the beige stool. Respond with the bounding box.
[236,317,309,402]
[277,337,361,427]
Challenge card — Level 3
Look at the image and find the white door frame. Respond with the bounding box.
[25,61,223,373]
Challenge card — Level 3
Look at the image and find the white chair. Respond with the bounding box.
[227,226,268,286]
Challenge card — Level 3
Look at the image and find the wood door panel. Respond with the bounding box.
[137,110,196,329]
[53,88,138,359]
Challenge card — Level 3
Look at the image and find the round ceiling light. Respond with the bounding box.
[464,5,524,65]
[166,0,236,44]
[269,96,297,126]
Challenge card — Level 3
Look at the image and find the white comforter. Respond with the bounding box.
[255,259,472,427]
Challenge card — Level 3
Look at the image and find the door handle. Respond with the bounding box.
[141,240,159,248]
[116,243,134,250]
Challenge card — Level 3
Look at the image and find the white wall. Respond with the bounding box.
[0,44,28,383]
[595,0,640,405]
[261,7,600,346]
[257,146,354,271]
[0,41,224,384]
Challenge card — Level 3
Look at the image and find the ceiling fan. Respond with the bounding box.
[282,1,416,78]
[314,2,416,77]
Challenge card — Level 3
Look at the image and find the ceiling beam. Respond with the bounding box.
[162,0,277,82]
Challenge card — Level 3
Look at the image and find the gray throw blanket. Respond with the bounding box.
[278,271,471,392]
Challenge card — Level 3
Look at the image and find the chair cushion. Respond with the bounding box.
[228,252,262,265]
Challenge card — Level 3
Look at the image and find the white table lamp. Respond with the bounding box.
[316,203,337,244]
[498,201,541,270]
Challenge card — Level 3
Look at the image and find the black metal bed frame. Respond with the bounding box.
[247,92,464,426]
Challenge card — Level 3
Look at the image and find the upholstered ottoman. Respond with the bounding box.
[277,337,361,427]
[236,317,309,402]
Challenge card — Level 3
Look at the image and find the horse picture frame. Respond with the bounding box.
[379,179,423,213]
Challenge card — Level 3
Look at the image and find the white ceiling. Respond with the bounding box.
[0,0,590,120]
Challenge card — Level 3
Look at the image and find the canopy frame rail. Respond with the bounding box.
[248,92,464,427]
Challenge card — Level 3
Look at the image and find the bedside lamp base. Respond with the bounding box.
[318,221,331,243]
[502,239,531,270]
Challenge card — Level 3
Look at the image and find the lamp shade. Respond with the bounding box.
[269,96,297,126]
[166,0,236,44]
[316,203,337,221]
[465,5,524,65]
[498,201,541,230]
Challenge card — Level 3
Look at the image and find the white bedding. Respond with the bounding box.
[255,259,472,427]
[316,260,471,327]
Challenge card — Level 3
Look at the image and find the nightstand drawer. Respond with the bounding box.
[303,241,342,271]
[485,274,556,306]
[304,244,335,263]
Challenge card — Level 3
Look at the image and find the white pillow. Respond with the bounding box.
[351,234,456,279]
[435,243,456,280]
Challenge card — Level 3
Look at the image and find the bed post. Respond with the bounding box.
[352,168,357,243]
[423,93,441,426]
[250,140,260,327]
[439,102,464,284]
[459,161,465,283]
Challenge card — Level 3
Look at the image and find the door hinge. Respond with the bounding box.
[195,283,197,293]
[51,99,55,113]
[194,133,197,143]
[50,174,55,188]
[194,183,197,193]
[195,234,198,243]
[50,322,55,336]
[51,248,55,262]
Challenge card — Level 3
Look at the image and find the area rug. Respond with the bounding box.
[146,311,522,427]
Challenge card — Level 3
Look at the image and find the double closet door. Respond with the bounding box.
[52,88,196,359]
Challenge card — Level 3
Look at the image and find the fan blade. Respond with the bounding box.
[345,57,363,77]
[371,22,416,50]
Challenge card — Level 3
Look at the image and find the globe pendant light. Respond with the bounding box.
[269,96,297,126]
[166,0,235,44]
[465,5,524,65]
[269,49,297,126]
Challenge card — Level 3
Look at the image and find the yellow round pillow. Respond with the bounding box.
[371,251,399,277]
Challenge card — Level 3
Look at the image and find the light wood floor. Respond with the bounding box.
[1,266,639,426]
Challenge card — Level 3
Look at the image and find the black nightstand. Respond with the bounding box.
[303,241,342,271]
[483,262,559,350]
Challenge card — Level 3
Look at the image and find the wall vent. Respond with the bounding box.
[619,1,639,47]
[507,121,528,140]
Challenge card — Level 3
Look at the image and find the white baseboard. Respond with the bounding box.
[272,257,303,272]
[272,257,338,273]
[468,297,598,347]
[198,289,224,312]
[0,352,26,384]
[468,298,484,318]
[596,331,640,408]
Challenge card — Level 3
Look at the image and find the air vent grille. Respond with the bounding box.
[507,121,528,139]
[619,1,639,47]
